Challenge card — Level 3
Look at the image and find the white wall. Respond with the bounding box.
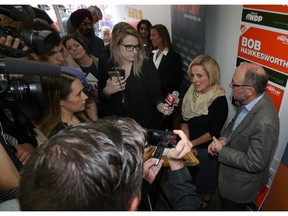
[125,5,172,34]
[205,5,243,123]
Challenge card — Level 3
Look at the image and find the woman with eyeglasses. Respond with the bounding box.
[180,55,228,209]
[98,22,172,129]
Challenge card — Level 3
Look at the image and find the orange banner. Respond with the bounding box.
[238,26,288,74]
[238,5,288,211]
[265,83,284,113]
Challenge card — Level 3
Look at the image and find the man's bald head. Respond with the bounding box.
[237,62,268,95]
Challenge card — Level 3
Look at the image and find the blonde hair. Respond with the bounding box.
[188,55,220,85]
[110,22,146,77]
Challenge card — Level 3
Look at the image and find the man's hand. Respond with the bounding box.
[0,35,29,50]
[143,158,163,184]
[208,136,224,156]
[0,35,29,58]
[15,143,34,164]
[167,129,193,170]
[143,146,155,162]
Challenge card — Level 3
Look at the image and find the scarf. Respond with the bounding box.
[182,84,226,121]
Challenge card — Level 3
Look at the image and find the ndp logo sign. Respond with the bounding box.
[245,12,263,22]
[277,35,288,44]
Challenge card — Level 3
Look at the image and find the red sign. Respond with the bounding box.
[238,26,288,74]
[265,83,284,113]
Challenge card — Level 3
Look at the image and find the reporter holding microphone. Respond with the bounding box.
[150,24,183,131]
[98,22,173,129]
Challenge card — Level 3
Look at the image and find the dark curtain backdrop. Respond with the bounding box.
[171,5,206,96]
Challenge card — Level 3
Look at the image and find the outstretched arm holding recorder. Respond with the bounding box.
[167,130,201,210]
[143,130,201,210]
[167,130,193,169]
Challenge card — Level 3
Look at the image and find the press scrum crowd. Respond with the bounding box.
[0,5,279,211]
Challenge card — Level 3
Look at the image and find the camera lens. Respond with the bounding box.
[19,29,55,54]
[8,76,43,105]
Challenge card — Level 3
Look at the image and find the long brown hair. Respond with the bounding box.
[40,72,88,137]
[151,24,172,49]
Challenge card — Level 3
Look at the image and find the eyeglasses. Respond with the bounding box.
[121,44,141,52]
[230,81,252,88]
[231,83,252,88]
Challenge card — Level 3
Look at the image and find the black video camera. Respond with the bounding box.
[0,5,59,105]
[0,26,55,58]
[0,5,56,57]
[0,5,61,149]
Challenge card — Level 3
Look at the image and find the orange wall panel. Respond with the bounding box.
[263,163,288,210]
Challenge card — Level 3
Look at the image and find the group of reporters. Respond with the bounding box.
[0,5,280,212]
[0,5,193,210]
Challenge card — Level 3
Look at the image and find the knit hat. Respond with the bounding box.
[70,9,93,28]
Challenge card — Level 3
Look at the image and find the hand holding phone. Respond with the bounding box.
[151,146,165,165]
[143,146,155,162]
[108,69,125,80]
[144,157,163,183]
[147,130,180,148]
[104,69,126,95]
[166,130,194,170]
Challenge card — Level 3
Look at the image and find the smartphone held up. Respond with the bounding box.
[147,129,180,148]
[108,69,125,80]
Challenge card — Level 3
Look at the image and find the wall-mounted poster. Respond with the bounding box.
[236,5,288,210]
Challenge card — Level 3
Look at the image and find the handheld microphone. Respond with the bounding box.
[165,91,180,107]
[0,57,61,76]
[157,91,180,129]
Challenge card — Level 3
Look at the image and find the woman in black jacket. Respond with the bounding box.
[150,24,183,130]
[98,22,173,129]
